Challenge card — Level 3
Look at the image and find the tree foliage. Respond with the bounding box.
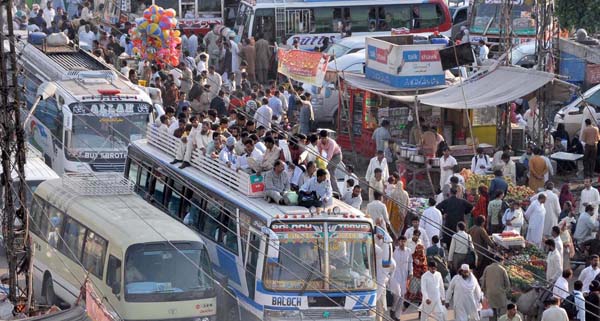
[555,0,600,33]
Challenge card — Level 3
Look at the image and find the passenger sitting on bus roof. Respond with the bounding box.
[264,160,291,205]
[235,138,264,174]
[206,133,225,159]
[248,136,281,174]
[218,136,237,168]
[157,115,169,134]
[300,169,333,208]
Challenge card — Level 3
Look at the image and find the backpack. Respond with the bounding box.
[560,293,578,319]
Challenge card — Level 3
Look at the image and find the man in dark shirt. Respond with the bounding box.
[489,170,508,199]
[437,187,474,248]
[583,232,600,258]
[210,90,227,118]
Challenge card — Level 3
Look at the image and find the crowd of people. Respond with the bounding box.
[14,2,600,319]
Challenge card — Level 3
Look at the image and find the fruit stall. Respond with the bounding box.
[504,245,547,300]
[461,169,536,206]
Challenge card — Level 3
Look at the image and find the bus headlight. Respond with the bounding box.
[264,309,301,320]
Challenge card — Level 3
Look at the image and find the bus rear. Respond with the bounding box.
[234,0,452,50]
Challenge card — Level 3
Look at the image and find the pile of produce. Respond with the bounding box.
[507,265,537,291]
[506,185,536,203]
[506,244,547,291]
[461,170,534,203]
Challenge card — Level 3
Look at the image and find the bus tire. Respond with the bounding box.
[42,273,58,306]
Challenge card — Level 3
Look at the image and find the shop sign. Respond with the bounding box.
[365,37,445,89]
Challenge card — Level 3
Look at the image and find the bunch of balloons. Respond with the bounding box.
[130,5,182,66]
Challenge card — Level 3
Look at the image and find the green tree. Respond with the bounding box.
[555,0,600,33]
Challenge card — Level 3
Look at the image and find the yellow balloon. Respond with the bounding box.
[173,30,181,37]
[163,30,170,40]
[138,20,148,30]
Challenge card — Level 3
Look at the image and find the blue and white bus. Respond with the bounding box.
[125,125,378,321]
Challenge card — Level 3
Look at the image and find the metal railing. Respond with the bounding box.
[146,124,265,197]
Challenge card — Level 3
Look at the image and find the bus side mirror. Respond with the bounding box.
[111,283,120,295]
[261,227,280,263]
[37,82,57,101]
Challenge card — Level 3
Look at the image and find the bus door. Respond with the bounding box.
[244,228,261,300]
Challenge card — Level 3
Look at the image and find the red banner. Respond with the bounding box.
[85,281,116,321]
[277,49,329,86]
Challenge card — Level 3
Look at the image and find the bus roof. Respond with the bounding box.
[56,76,143,98]
[0,145,59,182]
[129,139,370,226]
[34,177,205,249]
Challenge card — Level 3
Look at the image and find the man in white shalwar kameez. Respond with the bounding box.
[580,178,600,216]
[365,150,389,183]
[525,194,546,249]
[531,182,560,237]
[389,236,413,320]
[420,261,446,321]
[447,264,483,321]
[374,219,396,321]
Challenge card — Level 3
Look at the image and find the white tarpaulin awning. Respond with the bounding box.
[390,66,557,109]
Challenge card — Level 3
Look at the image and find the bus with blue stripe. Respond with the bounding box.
[125,125,378,320]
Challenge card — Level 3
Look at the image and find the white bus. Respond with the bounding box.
[17,37,154,174]
[233,0,452,49]
[125,125,379,321]
[30,173,217,321]
[0,145,59,207]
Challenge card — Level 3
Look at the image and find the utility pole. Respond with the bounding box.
[534,0,554,147]
[497,0,514,148]
[0,0,34,313]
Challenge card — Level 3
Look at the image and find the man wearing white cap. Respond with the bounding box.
[447,264,483,321]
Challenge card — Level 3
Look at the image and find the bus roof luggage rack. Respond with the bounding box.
[146,124,265,198]
[62,172,135,196]
[44,50,109,71]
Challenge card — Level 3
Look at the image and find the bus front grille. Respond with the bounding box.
[89,162,125,173]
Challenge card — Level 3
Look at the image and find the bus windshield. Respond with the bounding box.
[472,3,534,35]
[124,241,214,302]
[264,222,375,292]
[67,102,150,161]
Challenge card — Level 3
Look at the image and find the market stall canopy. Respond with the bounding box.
[341,72,448,93]
[389,66,567,109]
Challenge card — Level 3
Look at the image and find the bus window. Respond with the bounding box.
[82,230,108,278]
[59,217,87,261]
[137,166,151,197]
[34,98,63,146]
[349,7,369,32]
[106,255,122,295]
[30,198,43,236]
[151,172,166,205]
[313,7,333,33]
[198,0,220,13]
[183,196,203,229]
[417,3,443,29]
[46,207,64,248]
[387,5,413,30]
[221,205,238,253]
[245,231,260,299]
[126,160,140,183]
[201,200,222,241]
[166,181,184,218]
